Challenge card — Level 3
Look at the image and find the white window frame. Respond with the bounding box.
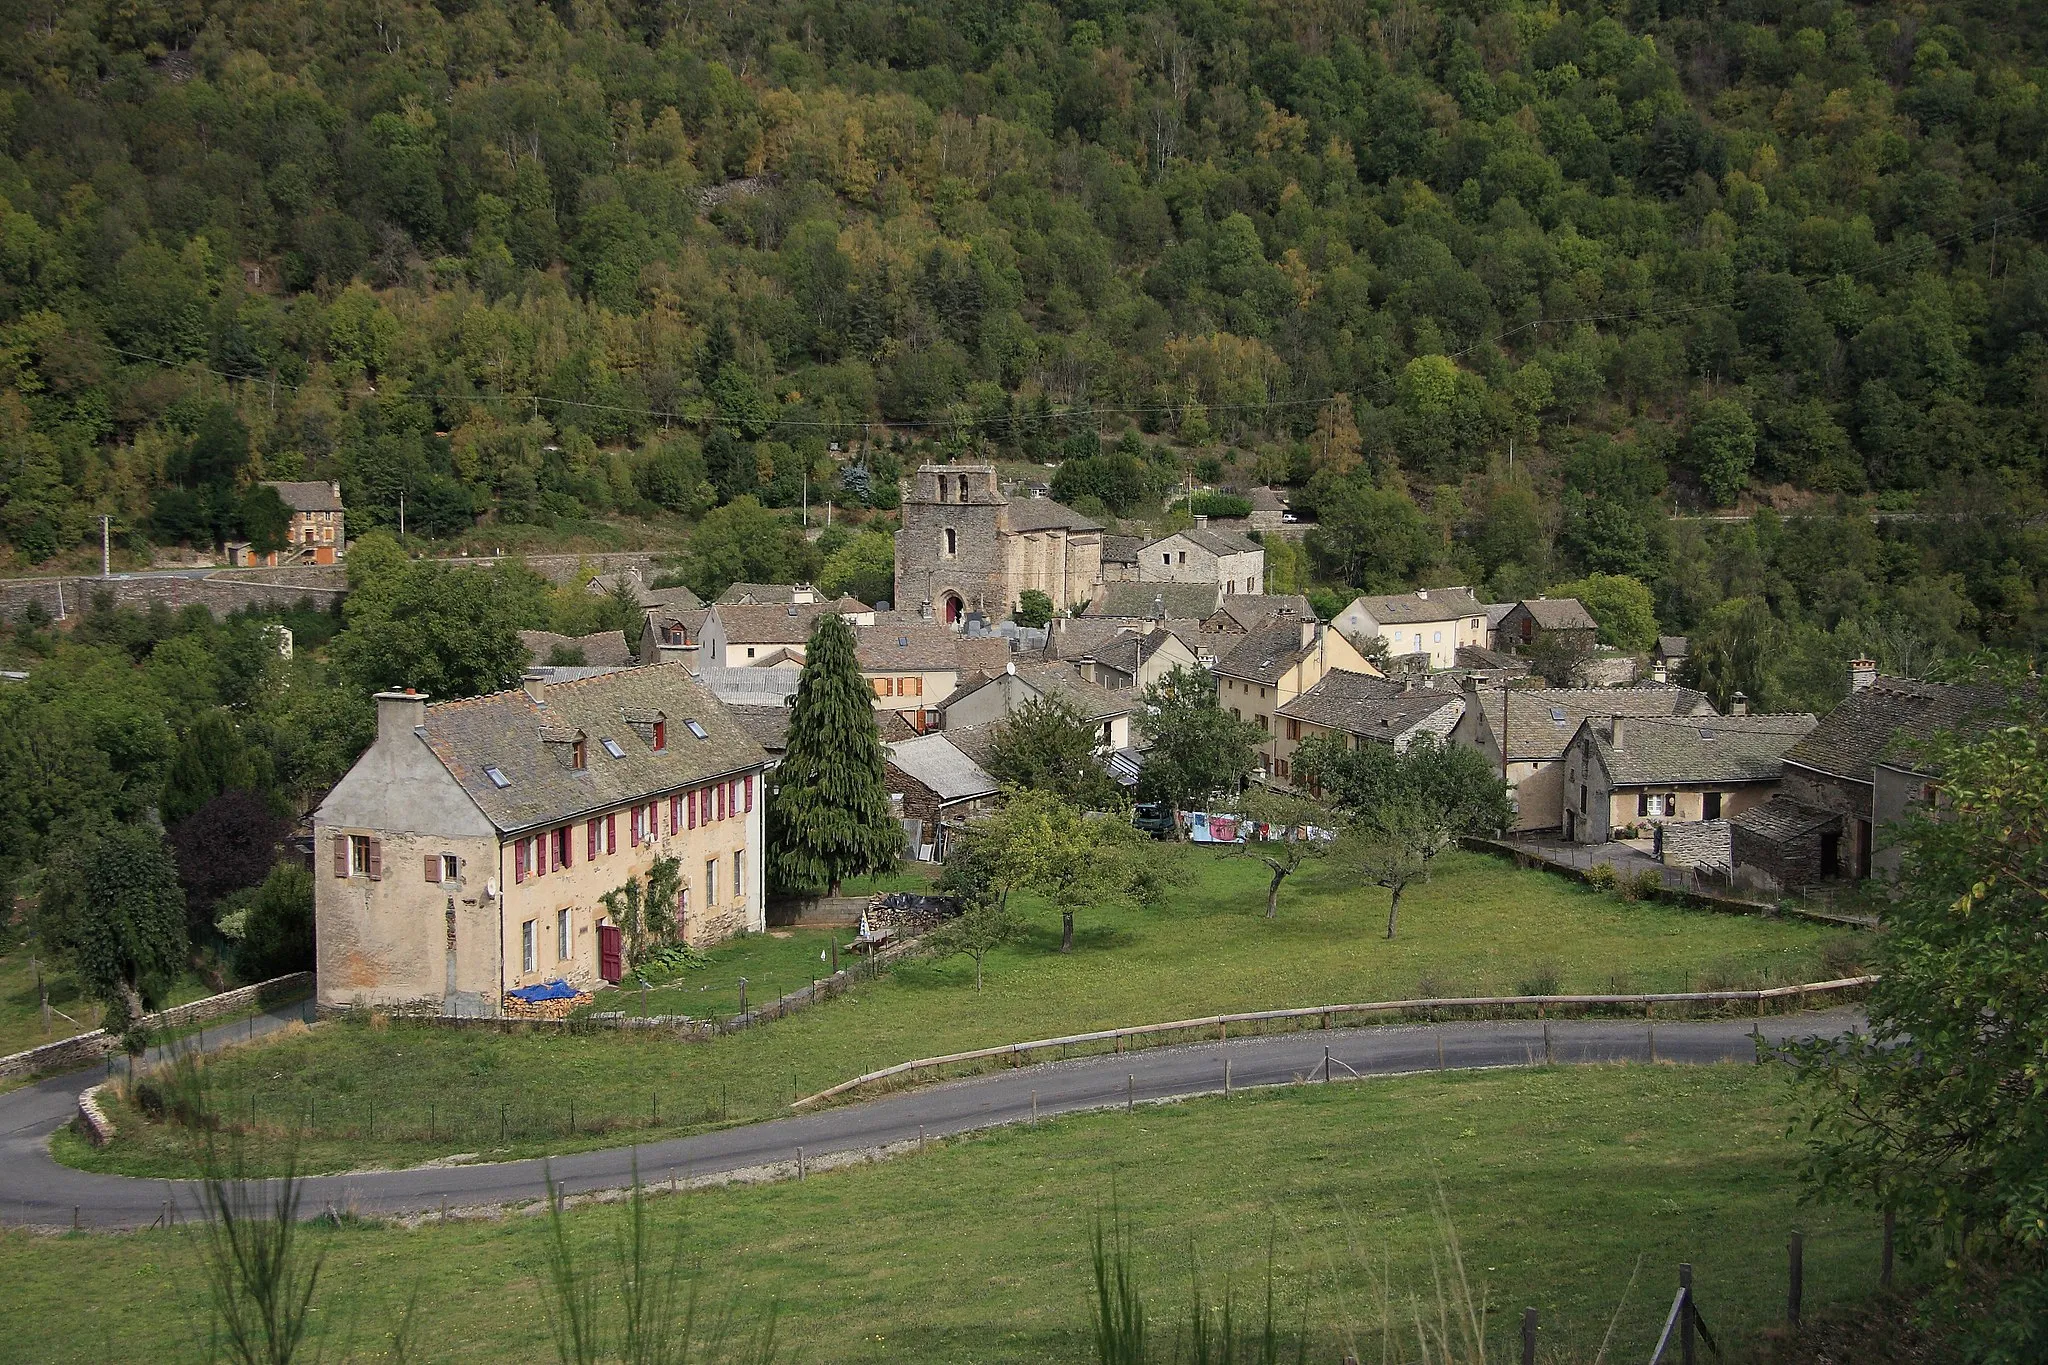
[733,850,745,904]
[522,920,537,974]
[349,835,371,876]
[440,853,460,883]
[558,908,572,961]
[706,858,719,905]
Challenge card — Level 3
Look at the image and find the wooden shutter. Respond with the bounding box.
[333,834,350,878]
[716,783,726,821]
[587,820,598,860]
[514,840,527,884]
[744,775,753,813]
[559,826,571,867]
[366,838,382,881]
[424,854,441,883]
[688,789,697,829]
[606,813,616,853]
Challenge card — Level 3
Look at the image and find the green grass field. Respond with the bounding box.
[0,951,227,1059]
[583,926,852,1022]
[5,1065,1898,1363]
[69,850,1859,1178]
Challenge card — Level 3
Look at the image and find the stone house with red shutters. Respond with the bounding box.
[313,663,769,1016]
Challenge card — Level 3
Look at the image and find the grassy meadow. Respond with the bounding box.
[67,850,1860,1178]
[5,1065,1897,1363]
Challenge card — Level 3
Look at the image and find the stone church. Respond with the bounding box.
[893,464,1105,623]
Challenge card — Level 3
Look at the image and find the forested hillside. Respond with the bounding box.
[1,0,2044,673]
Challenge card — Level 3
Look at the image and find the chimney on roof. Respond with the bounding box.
[792,583,816,605]
[1849,658,1877,693]
[373,689,427,744]
[1152,593,1165,621]
[1730,691,1749,716]
[1416,588,1428,600]
[1194,514,1208,530]
[331,481,342,502]
[1610,713,1626,750]
[522,672,548,707]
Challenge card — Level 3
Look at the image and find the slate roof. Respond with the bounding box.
[724,703,793,754]
[1085,582,1223,619]
[1485,603,1516,631]
[1784,677,2010,783]
[857,623,1009,674]
[263,480,343,512]
[1277,669,1466,742]
[646,605,710,637]
[886,734,1001,804]
[716,582,809,605]
[1087,626,1182,679]
[1655,635,1690,661]
[1579,713,1818,787]
[519,629,635,668]
[1730,795,1841,842]
[1212,621,1317,686]
[1350,588,1484,625]
[1003,497,1103,533]
[714,598,869,646]
[939,721,1002,770]
[1212,594,1312,631]
[1512,597,1598,632]
[1473,685,1716,762]
[1100,534,1145,566]
[1155,524,1260,557]
[1246,486,1288,512]
[416,664,768,834]
[1011,661,1135,721]
[1042,616,1137,660]
[1456,645,1530,674]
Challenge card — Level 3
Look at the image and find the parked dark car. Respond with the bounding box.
[1132,803,1174,840]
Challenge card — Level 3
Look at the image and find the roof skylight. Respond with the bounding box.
[601,738,626,759]
[685,719,709,740]
[484,766,511,788]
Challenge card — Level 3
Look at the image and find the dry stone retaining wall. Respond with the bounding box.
[0,972,314,1082]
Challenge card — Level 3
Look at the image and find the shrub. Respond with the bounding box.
[1583,862,1618,890]
[1619,869,1664,901]
[235,864,315,980]
[1517,959,1564,996]
[1818,933,1867,979]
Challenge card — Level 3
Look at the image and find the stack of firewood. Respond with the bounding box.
[501,991,592,1021]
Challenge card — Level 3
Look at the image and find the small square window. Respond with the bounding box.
[440,853,460,882]
[685,719,709,740]
[485,766,511,788]
[601,738,625,759]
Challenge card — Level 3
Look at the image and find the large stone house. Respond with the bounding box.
[1213,619,1379,783]
[1273,670,1466,783]
[1452,683,1718,831]
[1494,597,1599,653]
[1558,711,1817,844]
[699,597,875,668]
[313,666,769,1015]
[1073,624,1199,692]
[856,619,1009,731]
[1137,517,1264,596]
[894,464,1104,622]
[1732,663,2008,888]
[260,480,346,564]
[939,660,1137,751]
[1332,588,1488,670]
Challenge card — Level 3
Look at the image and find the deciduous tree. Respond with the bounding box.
[37,824,189,1027]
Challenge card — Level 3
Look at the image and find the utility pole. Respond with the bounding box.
[398,491,406,541]
[802,464,809,530]
[100,515,110,577]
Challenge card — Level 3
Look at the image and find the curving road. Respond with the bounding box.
[0,1008,1861,1230]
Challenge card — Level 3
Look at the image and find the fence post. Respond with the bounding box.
[1521,1307,1537,1365]
[1881,1210,1895,1289]
[1031,1090,1037,1126]
[1543,1020,1552,1064]
[1788,1230,1804,1326]
[1224,1058,1231,1098]
[1323,1046,1331,1083]
[1127,1073,1134,1113]
[1679,1263,1695,1365]
[1648,1022,1657,1063]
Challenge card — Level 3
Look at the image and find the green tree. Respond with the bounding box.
[37,824,189,1027]
[1690,398,1757,506]
[161,710,271,826]
[985,695,1123,810]
[1787,689,2043,1352]
[928,839,1022,992]
[1550,573,1659,651]
[1013,589,1055,628]
[682,498,820,603]
[331,534,534,700]
[1133,667,1263,836]
[230,863,315,980]
[975,789,1151,953]
[768,614,899,896]
[816,529,895,606]
[1226,787,1341,919]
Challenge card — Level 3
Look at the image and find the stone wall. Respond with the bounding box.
[1656,819,1732,870]
[0,972,314,1082]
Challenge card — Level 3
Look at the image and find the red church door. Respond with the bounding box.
[598,924,623,984]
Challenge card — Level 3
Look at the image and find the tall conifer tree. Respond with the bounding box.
[768,613,899,895]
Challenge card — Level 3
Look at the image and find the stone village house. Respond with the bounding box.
[1331,588,1487,671]
[313,665,770,1015]
[1213,617,1379,783]
[894,464,1105,622]
[1557,711,1818,844]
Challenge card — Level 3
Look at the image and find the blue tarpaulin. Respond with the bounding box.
[508,979,577,1002]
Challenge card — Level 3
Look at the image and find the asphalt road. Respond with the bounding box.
[0,1008,1862,1230]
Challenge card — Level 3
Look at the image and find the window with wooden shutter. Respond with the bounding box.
[688,789,698,829]
[333,835,350,878]
[366,838,382,881]
[514,840,527,884]
[587,820,598,860]
[606,813,616,853]
[744,775,754,813]
[670,794,680,833]
[425,855,441,883]
[716,783,726,821]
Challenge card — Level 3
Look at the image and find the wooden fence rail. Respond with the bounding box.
[790,975,1877,1109]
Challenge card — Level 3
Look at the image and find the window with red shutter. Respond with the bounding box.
[606,813,616,853]
[688,789,698,829]
[587,819,598,860]
[716,783,726,821]
[559,826,572,868]
[744,775,753,813]
[333,834,349,878]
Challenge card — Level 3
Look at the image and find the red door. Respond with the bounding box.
[598,924,623,984]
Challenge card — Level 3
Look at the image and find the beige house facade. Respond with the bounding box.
[314,666,769,1016]
[1212,620,1379,783]
[1333,588,1487,669]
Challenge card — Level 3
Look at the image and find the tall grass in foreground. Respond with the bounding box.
[1090,1191,1639,1365]
[153,1050,776,1364]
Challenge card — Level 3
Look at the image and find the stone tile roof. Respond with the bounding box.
[1212,594,1312,631]
[1043,617,1140,660]
[1456,644,1529,673]
[1212,621,1317,685]
[262,480,343,512]
[1004,497,1103,533]
[417,664,767,835]
[939,721,1002,770]
[1582,713,1817,787]
[1352,588,1484,625]
[1086,582,1223,619]
[713,598,869,645]
[724,703,793,754]
[1513,597,1598,632]
[1474,685,1715,762]
[1731,794,1841,842]
[1277,669,1465,741]
[637,582,703,611]
[886,733,1001,804]
[1246,486,1287,512]
[716,582,811,605]
[1011,660,1135,721]
[857,623,1008,674]
[1100,534,1144,565]
[1157,525,1260,557]
[1087,626,1179,678]
[1784,676,2010,783]
[519,629,635,668]
[1655,635,1690,660]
